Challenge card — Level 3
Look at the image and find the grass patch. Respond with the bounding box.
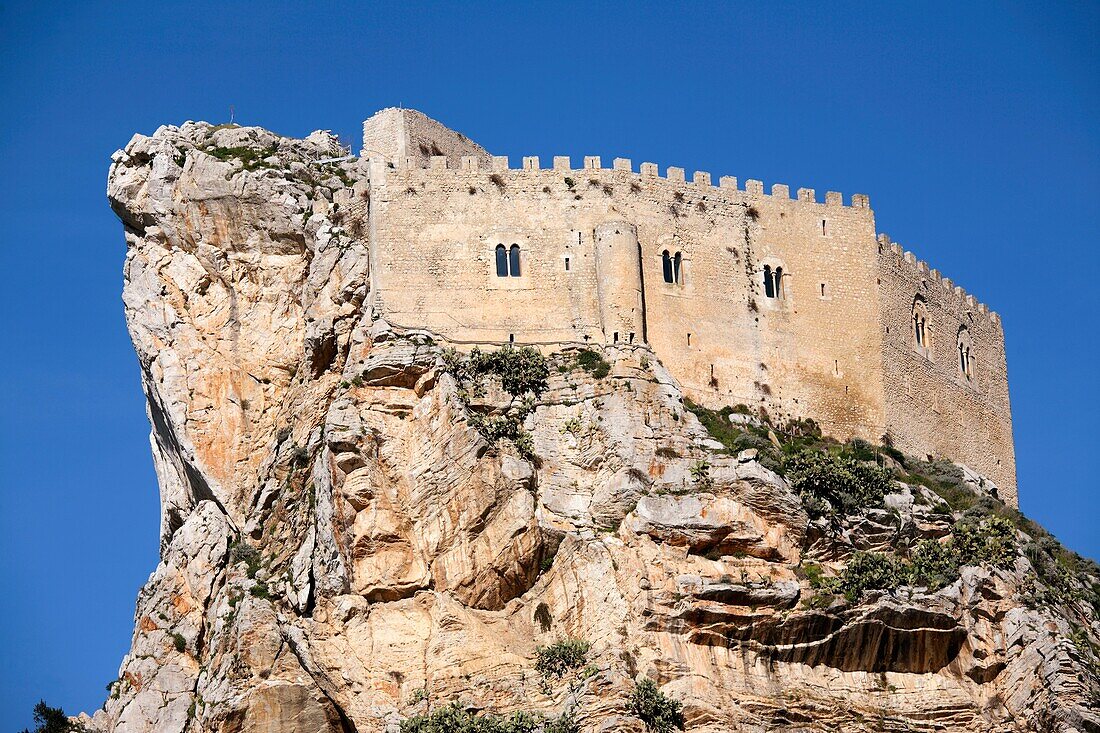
[202,144,279,171]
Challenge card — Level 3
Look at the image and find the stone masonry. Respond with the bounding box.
[353,109,1015,502]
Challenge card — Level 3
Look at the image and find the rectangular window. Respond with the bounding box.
[565,256,571,271]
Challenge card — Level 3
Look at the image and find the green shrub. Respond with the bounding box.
[802,562,826,587]
[689,461,712,489]
[230,540,262,579]
[399,703,576,733]
[629,679,684,732]
[951,515,1016,569]
[831,552,908,600]
[171,632,187,653]
[250,581,274,600]
[785,450,895,519]
[202,144,279,171]
[18,700,84,733]
[575,349,611,379]
[444,347,548,460]
[827,517,1019,599]
[846,438,878,462]
[535,639,590,679]
[908,539,960,589]
[474,347,549,398]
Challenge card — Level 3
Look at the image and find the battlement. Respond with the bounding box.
[877,234,999,325]
[375,152,873,211]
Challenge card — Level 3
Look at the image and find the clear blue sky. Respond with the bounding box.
[1,1,1096,728]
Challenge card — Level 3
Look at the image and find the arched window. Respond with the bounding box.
[912,298,929,349]
[957,327,973,381]
[495,245,508,277]
[763,265,775,298]
[508,244,521,277]
[673,252,683,285]
[662,250,673,283]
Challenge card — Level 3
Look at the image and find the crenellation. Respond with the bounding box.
[826,191,843,206]
[852,193,870,208]
[391,156,883,217]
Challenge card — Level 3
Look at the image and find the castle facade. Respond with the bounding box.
[353,109,1016,501]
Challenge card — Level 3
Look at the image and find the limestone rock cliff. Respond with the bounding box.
[94,122,1100,733]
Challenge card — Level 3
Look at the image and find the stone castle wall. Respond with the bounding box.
[359,144,1016,502]
[877,236,1015,500]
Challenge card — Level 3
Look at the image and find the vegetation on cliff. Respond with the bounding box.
[442,345,550,461]
[687,398,1100,629]
[17,701,84,733]
[399,703,577,733]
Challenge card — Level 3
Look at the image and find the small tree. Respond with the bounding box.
[534,638,590,679]
[20,701,83,733]
[785,449,895,519]
[629,679,684,733]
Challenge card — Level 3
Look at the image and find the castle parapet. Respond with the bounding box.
[879,233,994,322]
[377,148,880,214]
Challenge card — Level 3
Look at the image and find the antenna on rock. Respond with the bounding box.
[229,105,235,124]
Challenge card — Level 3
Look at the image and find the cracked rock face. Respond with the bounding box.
[92,122,1100,733]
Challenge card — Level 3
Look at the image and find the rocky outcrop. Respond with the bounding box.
[93,122,1100,733]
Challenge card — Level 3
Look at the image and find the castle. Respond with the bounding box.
[352,108,1016,501]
